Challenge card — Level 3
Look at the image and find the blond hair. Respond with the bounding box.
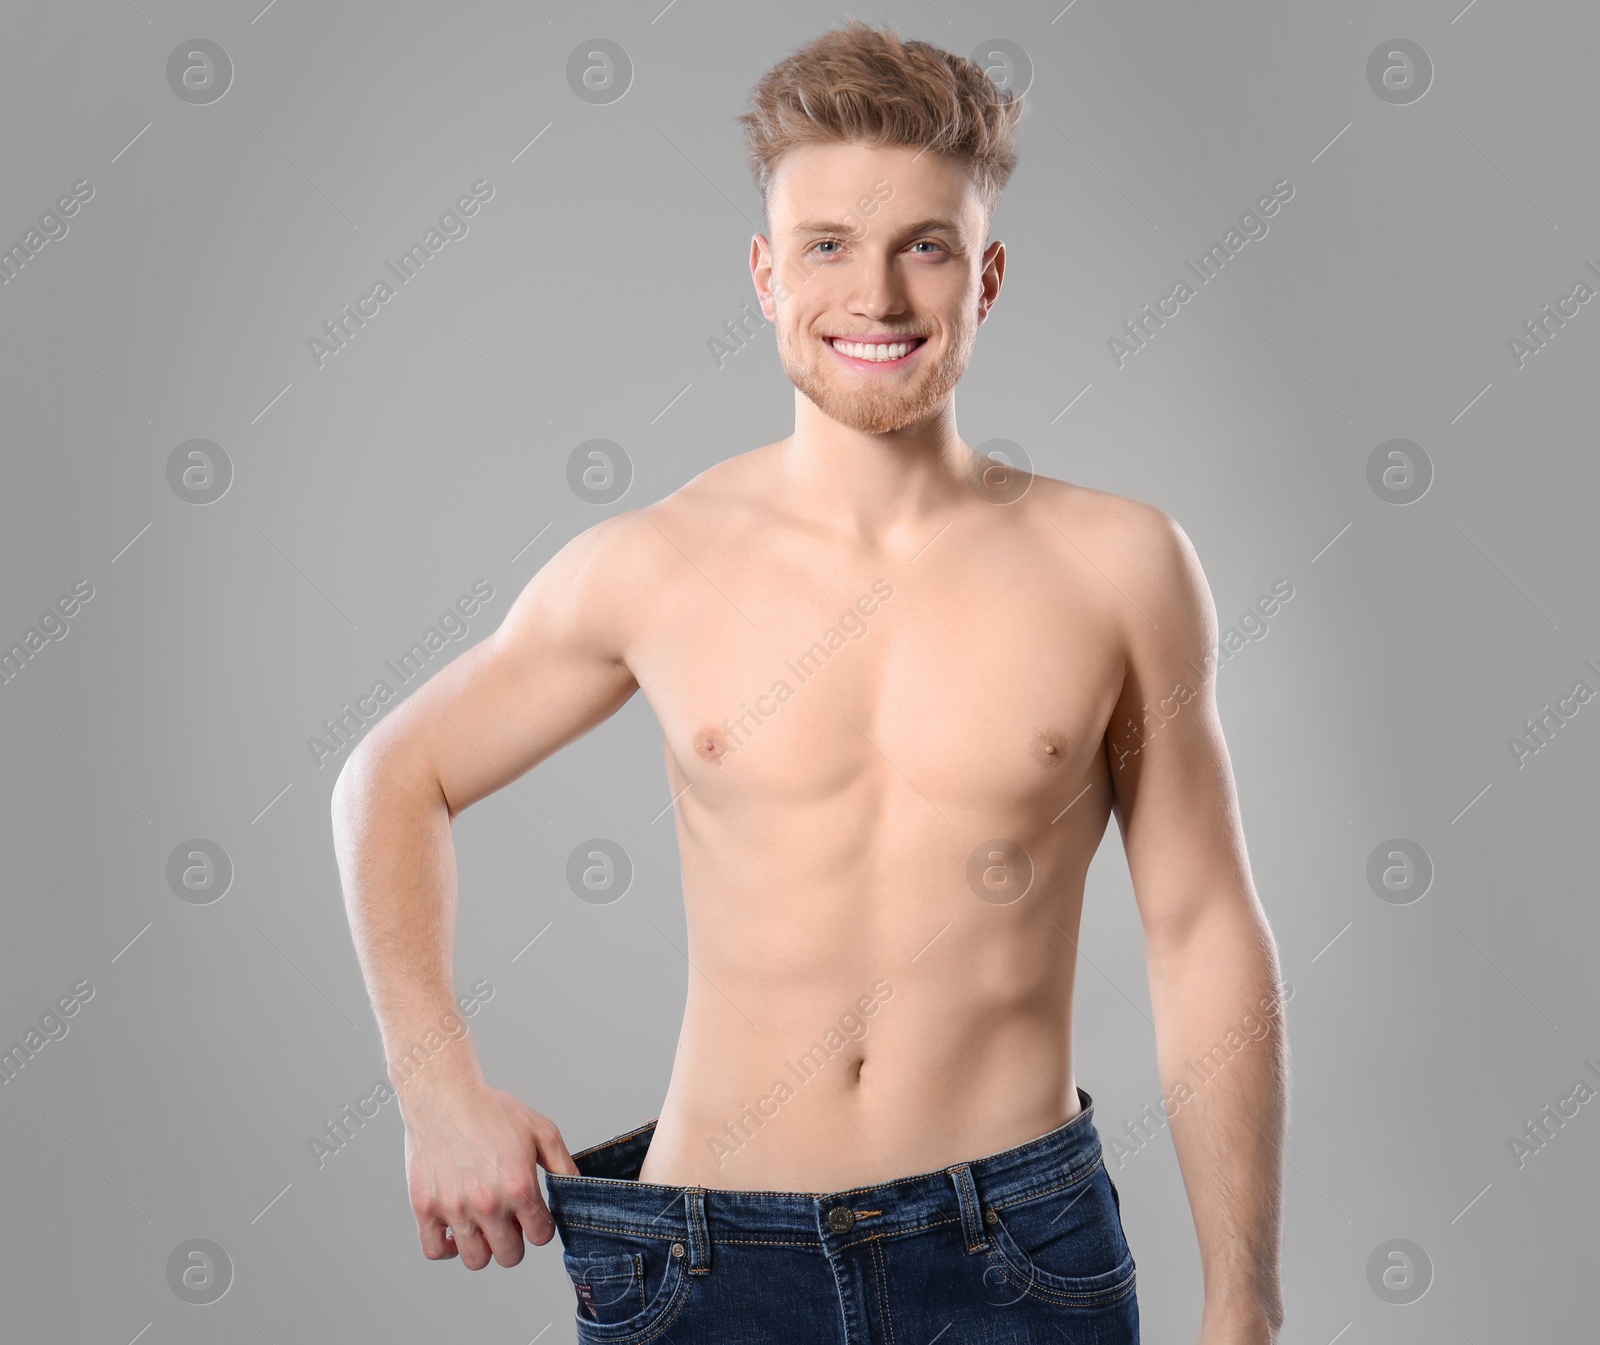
[737,18,1024,232]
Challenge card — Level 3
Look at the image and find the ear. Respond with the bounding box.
[978,239,1005,325]
[750,233,779,322]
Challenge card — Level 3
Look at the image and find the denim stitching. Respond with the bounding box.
[557,1179,1099,1249]
[559,1216,827,1248]
[830,1213,964,1247]
[983,1150,1107,1213]
[658,1214,969,1251]
[955,1165,983,1252]
[872,1237,896,1345]
[572,1249,694,1345]
[982,1251,1138,1308]
[558,1218,690,1241]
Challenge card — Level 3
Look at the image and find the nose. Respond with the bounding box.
[845,253,909,324]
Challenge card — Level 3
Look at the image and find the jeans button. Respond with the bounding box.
[827,1206,856,1233]
[670,1241,685,1258]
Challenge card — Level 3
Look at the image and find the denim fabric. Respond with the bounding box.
[544,1086,1138,1344]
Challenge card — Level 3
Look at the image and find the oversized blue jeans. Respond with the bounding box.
[544,1086,1139,1343]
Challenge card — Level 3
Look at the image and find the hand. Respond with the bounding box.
[399,1074,580,1269]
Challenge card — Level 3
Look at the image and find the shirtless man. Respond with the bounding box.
[332,20,1286,1344]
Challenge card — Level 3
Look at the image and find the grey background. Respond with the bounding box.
[2,0,1595,1340]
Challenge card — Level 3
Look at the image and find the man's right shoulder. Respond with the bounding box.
[532,445,774,608]
[566,445,773,554]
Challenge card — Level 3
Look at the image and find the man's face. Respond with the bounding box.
[751,141,1003,436]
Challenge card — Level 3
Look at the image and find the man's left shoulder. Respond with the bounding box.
[1025,476,1199,594]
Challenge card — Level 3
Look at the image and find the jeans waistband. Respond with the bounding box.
[544,1087,1104,1252]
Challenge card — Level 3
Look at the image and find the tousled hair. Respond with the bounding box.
[737,19,1024,236]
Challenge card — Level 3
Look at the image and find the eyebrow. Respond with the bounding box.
[788,215,965,240]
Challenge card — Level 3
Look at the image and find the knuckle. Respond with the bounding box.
[502,1169,537,1204]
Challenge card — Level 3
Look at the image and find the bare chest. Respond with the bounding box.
[627,539,1127,816]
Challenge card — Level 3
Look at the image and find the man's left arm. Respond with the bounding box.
[1099,503,1289,1345]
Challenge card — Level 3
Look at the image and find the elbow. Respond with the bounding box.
[1145,887,1278,969]
[329,732,454,829]
[328,729,399,826]
[329,750,361,811]
[330,739,379,819]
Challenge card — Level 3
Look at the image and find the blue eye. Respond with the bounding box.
[808,238,946,259]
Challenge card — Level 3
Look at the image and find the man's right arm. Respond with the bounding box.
[330,512,646,1270]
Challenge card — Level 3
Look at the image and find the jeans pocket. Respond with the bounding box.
[985,1157,1136,1307]
[560,1227,691,1342]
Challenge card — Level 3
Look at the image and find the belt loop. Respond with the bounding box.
[684,1188,712,1274]
[948,1162,989,1253]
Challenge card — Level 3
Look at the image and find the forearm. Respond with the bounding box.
[1147,899,1288,1339]
[331,746,484,1099]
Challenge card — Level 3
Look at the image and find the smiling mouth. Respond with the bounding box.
[823,335,927,364]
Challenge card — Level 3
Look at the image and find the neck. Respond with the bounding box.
[778,394,979,548]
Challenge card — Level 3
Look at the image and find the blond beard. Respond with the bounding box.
[775,313,979,435]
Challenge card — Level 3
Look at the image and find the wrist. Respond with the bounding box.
[1200,1297,1282,1345]
[385,1018,485,1101]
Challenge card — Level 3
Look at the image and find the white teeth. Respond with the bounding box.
[830,339,917,362]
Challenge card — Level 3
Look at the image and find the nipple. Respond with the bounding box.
[1032,729,1069,765]
[693,729,725,765]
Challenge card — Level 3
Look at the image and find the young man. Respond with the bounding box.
[332,19,1286,1344]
